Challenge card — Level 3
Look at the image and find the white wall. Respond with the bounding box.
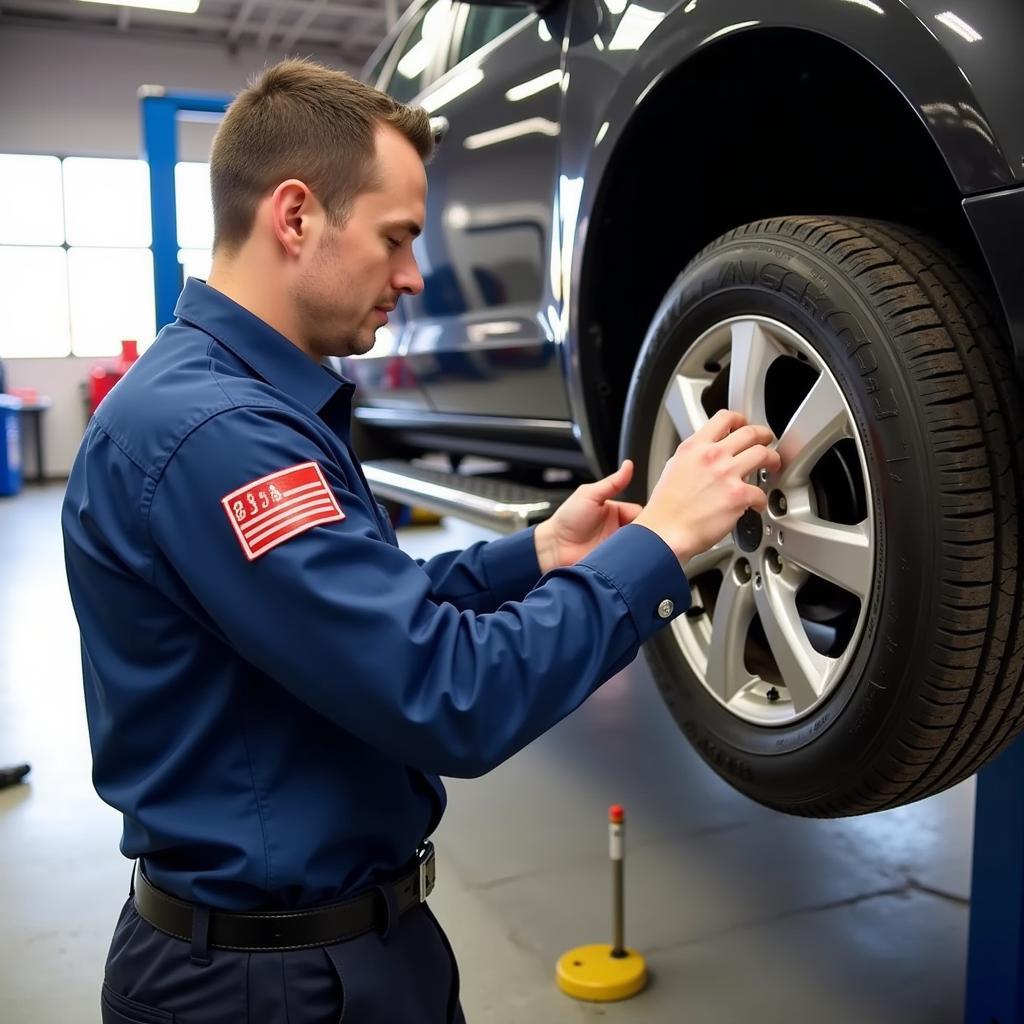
[0,25,351,476]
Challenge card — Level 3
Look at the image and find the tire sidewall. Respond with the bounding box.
[621,235,938,804]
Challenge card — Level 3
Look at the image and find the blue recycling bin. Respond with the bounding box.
[0,395,22,497]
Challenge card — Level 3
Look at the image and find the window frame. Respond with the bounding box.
[361,0,427,89]
[443,2,534,77]
[378,0,460,100]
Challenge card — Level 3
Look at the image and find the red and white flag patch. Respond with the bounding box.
[221,462,344,561]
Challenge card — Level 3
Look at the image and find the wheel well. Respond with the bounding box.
[579,27,985,472]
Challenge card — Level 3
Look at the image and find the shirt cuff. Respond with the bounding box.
[577,524,691,644]
[481,527,543,606]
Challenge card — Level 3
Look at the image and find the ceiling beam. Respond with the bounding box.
[0,0,390,54]
[269,0,386,17]
[227,0,259,41]
[1,0,385,29]
[257,3,284,48]
[232,0,386,23]
[0,3,375,52]
[279,0,327,50]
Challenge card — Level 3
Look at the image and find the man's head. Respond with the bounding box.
[209,59,433,359]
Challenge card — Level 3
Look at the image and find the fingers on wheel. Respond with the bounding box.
[719,424,774,457]
[732,444,779,478]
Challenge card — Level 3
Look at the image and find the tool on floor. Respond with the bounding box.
[0,763,31,789]
[556,804,648,1002]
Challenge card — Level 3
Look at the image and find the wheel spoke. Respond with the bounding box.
[728,320,781,424]
[754,574,830,713]
[664,372,709,442]
[683,536,736,579]
[776,372,851,486]
[705,570,757,705]
[781,516,872,599]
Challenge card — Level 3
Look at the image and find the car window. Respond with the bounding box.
[385,0,454,102]
[363,43,390,87]
[456,6,527,64]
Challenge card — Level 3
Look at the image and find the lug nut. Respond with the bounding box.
[735,559,752,584]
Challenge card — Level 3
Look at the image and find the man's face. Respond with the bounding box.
[293,124,426,359]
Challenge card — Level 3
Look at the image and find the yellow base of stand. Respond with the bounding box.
[556,944,648,1002]
[409,507,442,525]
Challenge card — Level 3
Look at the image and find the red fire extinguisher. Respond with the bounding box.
[89,339,139,415]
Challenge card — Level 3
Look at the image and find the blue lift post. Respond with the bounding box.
[139,87,231,330]
[966,737,1024,1023]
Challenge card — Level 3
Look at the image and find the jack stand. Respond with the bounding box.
[556,805,648,1002]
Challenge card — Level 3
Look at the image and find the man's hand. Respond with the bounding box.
[634,409,781,564]
[533,460,643,573]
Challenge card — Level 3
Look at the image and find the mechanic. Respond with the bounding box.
[62,59,780,1024]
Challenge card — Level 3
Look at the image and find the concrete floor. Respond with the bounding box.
[0,483,974,1022]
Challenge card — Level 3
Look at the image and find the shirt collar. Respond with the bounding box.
[173,278,352,414]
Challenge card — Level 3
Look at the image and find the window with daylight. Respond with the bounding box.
[0,154,215,359]
[175,161,215,293]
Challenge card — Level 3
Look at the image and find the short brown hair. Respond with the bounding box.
[210,58,434,252]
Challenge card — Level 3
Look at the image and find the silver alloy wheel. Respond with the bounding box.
[648,316,876,727]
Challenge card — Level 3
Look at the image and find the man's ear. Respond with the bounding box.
[270,179,320,257]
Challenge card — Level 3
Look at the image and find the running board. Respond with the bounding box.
[362,459,570,534]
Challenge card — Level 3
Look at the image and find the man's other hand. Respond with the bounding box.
[533,460,643,573]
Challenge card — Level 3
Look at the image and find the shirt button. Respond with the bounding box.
[657,599,675,619]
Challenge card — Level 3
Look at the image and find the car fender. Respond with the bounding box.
[559,0,1019,471]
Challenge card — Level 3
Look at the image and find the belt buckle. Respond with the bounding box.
[416,842,435,903]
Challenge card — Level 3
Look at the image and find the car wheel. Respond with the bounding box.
[620,216,1024,816]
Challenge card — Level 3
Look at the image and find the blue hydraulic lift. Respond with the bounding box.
[965,740,1024,1022]
[139,86,231,330]
[138,84,1024,1024]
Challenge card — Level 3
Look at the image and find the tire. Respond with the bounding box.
[620,216,1024,817]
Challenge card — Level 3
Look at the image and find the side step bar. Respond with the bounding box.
[362,459,570,534]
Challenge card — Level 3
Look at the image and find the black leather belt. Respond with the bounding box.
[133,843,436,952]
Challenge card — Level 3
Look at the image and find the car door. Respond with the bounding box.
[401,2,571,420]
[345,0,457,410]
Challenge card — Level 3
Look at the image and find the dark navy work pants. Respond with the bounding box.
[101,893,466,1023]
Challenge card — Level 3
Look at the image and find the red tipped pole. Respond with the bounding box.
[609,805,626,958]
[556,804,647,1000]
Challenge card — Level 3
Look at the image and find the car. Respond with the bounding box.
[344,0,1024,818]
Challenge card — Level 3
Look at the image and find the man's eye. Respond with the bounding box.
[387,237,402,250]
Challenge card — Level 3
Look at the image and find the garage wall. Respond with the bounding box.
[0,25,351,476]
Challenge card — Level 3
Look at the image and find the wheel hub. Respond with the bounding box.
[734,508,764,553]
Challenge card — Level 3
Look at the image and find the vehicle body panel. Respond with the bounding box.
[559,0,1022,471]
[404,11,570,419]
[356,0,1024,471]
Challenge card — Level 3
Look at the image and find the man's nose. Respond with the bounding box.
[394,256,424,297]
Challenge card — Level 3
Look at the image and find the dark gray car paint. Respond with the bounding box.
[351,0,1024,475]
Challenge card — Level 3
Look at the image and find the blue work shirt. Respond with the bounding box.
[62,278,690,911]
